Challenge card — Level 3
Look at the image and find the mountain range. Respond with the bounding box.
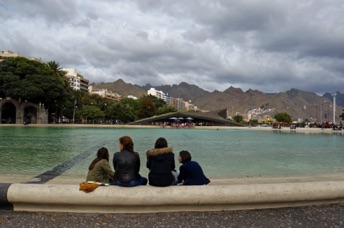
[92,79,344,122]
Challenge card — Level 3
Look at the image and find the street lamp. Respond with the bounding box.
[72,100,77,124]
[332,92,337,125]
[314,104,318,123]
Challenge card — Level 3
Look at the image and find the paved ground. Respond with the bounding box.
[1,203,343,228]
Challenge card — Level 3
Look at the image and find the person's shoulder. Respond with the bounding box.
[113,152,121,158]
[100,159,110,164]
[186,160,200,167]
[191,160,202,166]
[146,147,173,156]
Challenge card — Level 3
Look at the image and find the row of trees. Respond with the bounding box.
[0,57,177,124]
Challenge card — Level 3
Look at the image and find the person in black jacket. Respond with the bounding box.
[146,137,177,187]
[112,136,147,187]
[177,150,210,185]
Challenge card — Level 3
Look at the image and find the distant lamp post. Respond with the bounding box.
[314,104,318,123]
[332,92,337,124]
[72,100,77,124]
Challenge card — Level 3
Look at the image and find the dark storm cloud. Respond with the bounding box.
[0,0,343,94]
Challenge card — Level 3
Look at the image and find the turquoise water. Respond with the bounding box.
[0,126,343,179]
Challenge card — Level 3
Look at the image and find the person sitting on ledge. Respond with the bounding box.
[146,137,178,187]
[86,147,114,183]
[177,150,210,186]
[112,136,147,187]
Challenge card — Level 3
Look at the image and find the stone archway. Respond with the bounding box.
[24,105,38,124]
[0,101,17,123]
[0,97,48,124]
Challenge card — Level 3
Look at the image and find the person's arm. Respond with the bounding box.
[102,160,114,178]
[177,165,185,183]
[135,152,141,174]
[112,153,117,171]
[171,153,176,171]
[146,155,151,169]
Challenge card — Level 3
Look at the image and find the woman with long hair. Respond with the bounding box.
[86,147,114,183]
[112,136,147,187]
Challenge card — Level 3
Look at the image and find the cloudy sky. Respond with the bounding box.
[1,0,343,94]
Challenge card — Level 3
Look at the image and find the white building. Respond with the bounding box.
[0,50,42,62]
[147,88,167,102]
[127,95,138,100]
[88,86,122,101]
[63,68,89,92]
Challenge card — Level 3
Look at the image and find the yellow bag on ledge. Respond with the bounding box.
[79,182,100,193]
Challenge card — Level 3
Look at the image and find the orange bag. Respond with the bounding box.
[79,182,100,193]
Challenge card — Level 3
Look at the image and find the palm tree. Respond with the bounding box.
[46,61,70,90]
[46,61,72,122]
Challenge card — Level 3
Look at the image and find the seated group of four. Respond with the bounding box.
[86,136,210,187]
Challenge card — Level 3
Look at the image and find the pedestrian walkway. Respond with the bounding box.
[1,203,344,227]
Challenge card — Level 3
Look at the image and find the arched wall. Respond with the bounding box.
[0,98,48,124]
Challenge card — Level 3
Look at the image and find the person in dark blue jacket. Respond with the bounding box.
[177,150,210,185]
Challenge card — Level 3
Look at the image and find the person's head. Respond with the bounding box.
[154,137,168,149]
[178,150,192,164]
[119,136,134,152]
[89,147,109,170]
[97,147,109,161]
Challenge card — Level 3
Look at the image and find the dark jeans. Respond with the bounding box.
[112,177,148,187]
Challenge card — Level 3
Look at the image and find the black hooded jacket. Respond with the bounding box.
[146,147,175,187]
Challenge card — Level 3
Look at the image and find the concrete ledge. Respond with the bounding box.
[4,181,344,213]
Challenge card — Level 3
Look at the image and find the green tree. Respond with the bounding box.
[233,115,243,123]
[138,96,156,119]
[0,57,70,113]
[78,105,104,123]
[248,119,258,126]
[340,109,344,120]
[46,61,70,90]
[107,103,137,123]
[157,106,178,115]
[145,95,166,109]
[274,112,292,123]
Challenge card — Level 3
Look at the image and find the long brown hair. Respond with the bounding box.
[119,136,134,152]
[89,147,110,170]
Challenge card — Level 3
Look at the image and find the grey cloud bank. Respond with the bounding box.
[1,0,343,94]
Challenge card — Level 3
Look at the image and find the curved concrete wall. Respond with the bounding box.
[2,181,344,213]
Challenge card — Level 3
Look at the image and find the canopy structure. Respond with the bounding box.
[128,109,242,126]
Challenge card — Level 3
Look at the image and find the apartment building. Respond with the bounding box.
[184,101,198,112]
[88,86,122,101]
[63,68,89,92]
[127,95,138,100]
[147,88,167,102]
[147,87,200,112]
[0,50,43,62]
[169,97,186,112]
